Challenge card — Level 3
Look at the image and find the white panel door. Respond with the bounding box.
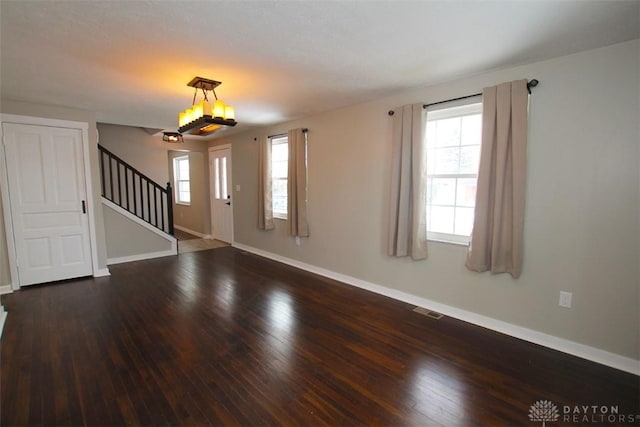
[3,123,92,286]
[209,147,233,243]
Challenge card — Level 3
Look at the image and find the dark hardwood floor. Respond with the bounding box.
[1,247,638,426]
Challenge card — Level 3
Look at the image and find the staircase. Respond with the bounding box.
[98,145,174,236]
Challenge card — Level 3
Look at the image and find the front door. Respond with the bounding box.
[2,123,93,286]
[209,146,233,243]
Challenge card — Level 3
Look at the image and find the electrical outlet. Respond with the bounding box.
[559,291,572,308]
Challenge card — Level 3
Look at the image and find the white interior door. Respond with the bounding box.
[2,123,93,286]
[209,146,233,243]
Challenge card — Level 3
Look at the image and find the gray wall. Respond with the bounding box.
[97,123,170,188]
[168,150,210,236]
[97,123,211,236]
[1,41,636,362]
[103,204,173,259]
[223,40,640,360]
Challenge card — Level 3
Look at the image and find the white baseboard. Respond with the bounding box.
[0,285,13,295]
[0,310,6,339]
[174,225,212,240]
[93,268,111,277]
[232,242,640,376]
[107,249,177,266]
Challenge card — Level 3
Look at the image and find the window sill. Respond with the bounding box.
[176,202,191,207]
[427,237,469,247]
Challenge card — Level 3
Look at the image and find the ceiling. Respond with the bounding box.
[1,1,639,139]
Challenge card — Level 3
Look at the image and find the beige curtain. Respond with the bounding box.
[257,135,275,230]
[287,128,309,237]
[388,103,428,260]
[466,79,528,278]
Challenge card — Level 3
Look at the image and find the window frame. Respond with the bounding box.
[270,135,288,220]
[173,155,191,206]
[425,101,483,245]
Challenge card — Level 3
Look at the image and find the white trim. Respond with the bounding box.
[0,131,19,291]
[79,123,102,283]
[0,114,101,290]
[0,285,12,295]
[270,137,289,220]
[425,100,482,119]
[232,242,640,376]
[173,155,191,206]
[208,144,235,244]
[107,249,176,265]
[174,224,212,240]
[427,231,470,246]
[0,114,90,130]
[93,268,111,277]
[273,212,288,221]
[0,309,6,339]
[425,102,481,246]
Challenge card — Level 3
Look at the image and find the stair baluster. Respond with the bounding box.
[98,144,175,236]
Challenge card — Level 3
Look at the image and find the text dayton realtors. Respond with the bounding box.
[562,405,639,424]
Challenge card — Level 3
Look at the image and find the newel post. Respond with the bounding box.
[166,182,174,235]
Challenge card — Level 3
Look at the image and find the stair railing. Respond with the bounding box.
[98,144,174,236]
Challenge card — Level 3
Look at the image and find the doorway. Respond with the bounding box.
[208,145,233,243]
[1,116,99,288]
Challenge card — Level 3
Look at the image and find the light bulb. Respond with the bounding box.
[192,103,203,120]
[202,100,212,117]
[224,105,235,121]
[213,99,226,118]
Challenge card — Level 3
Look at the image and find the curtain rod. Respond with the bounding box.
[253,129,308,141]
[267,128,308,139]
[387,79,539,116]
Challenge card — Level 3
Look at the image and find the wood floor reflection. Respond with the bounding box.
[1,247,638,426]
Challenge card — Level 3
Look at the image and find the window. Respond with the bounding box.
[426,102,482,244]
[173,155,191,205]
[213,154,228,201]
[271,136,288,219]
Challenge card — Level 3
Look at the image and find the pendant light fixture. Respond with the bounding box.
[163,132,184,143]
[177,77,237,136]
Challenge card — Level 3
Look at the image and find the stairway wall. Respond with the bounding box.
[97,123,211,236]
[102,200,176,264]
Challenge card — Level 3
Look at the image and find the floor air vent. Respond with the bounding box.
[412,307,444,319]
